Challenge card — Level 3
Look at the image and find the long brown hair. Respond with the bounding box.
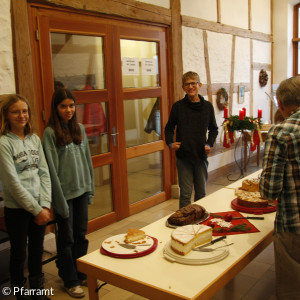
[47,88,82,146]
[0,94,33,136]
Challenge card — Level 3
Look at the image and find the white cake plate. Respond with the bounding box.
[163,240,229,265]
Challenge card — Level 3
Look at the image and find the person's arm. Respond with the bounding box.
[206,103,219,147]
[42,128,69,218]
[164,103,178,147]
[81,124,95,202]
[36,136,52,209]
[0,141,42,216]
[259,127,285,200]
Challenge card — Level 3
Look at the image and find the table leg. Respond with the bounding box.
[87,276,99,300]
[243,133,247,172]
[257,143,260,166]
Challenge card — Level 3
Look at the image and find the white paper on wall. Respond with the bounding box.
[122,57,139,75]
[141,58,157,75]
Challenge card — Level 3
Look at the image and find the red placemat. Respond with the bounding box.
[202,211,260,236]
[231,198,277,214]
[100,236,158,258]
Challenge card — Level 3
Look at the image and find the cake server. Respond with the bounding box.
[119,243,151,249]
[192,235,227,251]
[232,216,264,220]
[195,242,234,252]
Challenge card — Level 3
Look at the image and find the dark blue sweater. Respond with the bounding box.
[164,94,218,161]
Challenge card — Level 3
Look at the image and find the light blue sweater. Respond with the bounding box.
[0,132,51,216]
[42,124,94,218]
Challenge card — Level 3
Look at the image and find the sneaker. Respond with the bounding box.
[64,285,86,298]
[81,279,101,288]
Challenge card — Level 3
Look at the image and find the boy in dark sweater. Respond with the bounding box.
[165,71,218,208]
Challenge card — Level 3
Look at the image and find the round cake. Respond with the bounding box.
[235,188,269,208]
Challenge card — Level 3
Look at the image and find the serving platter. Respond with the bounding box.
[165,211,210,229]
[231,198,277,214]
[100,234,158,258]
[163,239,229,265]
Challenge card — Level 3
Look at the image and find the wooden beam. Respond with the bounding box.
[169,0,182,185]
[11,0,39,133]
[45,0,172,25]
[203,31,212,103]
[248,0,252,30]
[252,62,272,71]
[182,15,272,43]
[229,35,236,115]
[217,0,221,23]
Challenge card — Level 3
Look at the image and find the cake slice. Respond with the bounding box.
[171,224,212,256]
[124,228,146,243]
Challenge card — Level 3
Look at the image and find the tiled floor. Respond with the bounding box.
[0,163,276,299]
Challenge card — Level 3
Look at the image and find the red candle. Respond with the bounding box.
[239,109,244,120]
[224,107,228,118]
[258,108,262,118]
[242,107,246,116]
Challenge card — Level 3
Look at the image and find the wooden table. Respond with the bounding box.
[77,171,275,300]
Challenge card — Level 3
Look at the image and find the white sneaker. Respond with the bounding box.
[81,279,101,288]
[64,285,86,298]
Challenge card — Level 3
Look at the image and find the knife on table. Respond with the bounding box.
[232,216,264,220]
[193,235,227,251]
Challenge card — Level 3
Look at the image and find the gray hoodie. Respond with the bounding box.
[0,132,51,216]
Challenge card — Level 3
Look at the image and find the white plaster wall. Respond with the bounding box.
[182,26,207,84]
[0,0,15,94]
[221,0,248,29]
[273,0,297,84]
[136,0,169,9]
[207,31,232,84]
[234,37,250,83]
[251,0,271,34]
[252,40,271,64]
[181,0,217,22]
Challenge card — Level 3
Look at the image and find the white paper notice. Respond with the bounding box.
[122,58,139,75]
[141,58,157,75]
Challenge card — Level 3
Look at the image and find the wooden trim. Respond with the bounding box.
[43,0,172,25]
[203,31,212,103]
[252,62,271,71]
[72,90,109,103]
[229,35,236,115]
[87,211,117,233]
[129,192,166,216]
[182,15,272,43]
[123,87,162,100]
[126,141,164,160]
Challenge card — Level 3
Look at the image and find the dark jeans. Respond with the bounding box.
[176,158,208,209]
[55,193,89,288]
[4,207,46,285]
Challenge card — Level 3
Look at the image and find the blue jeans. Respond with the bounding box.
[55,193,89,288]
[4,207,46,285]
[176,158,208,209]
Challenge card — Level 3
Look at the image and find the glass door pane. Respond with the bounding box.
[127,152,163,204]
[121,40,159,88]
[124,97,161,147]
[51,33,105,90]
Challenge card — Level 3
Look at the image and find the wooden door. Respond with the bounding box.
[29,4,170,231]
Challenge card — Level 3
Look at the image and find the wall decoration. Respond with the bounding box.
[238,85,245,104]
[259,69,268,87]
[216,88,228,110]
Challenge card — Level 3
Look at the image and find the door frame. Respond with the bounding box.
[27,3,171,232]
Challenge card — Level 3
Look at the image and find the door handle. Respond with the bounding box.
[111,127,119,147]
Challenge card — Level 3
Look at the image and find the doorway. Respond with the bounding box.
[28,4,171,231]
